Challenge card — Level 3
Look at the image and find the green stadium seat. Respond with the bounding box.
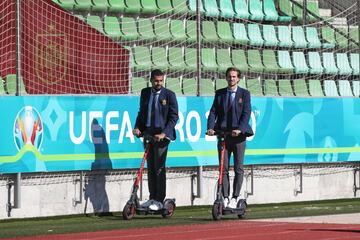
[154,19,172,41]
[152,47,169,71]
[121,17,139,40]
[292,1,303,22]
[184,48,197,71]
[131,77,148,94]
[0,76,5,95]
[278,80,294,96]
[233,23,249,45]
[293,79,309,96]
[322,52,338,75]
[168,48,186,71]
[202,21,218,42]
[232,49,249,73]
[335,28,348,49]
[133,46,152,71]
[248,50,264,73]
[353,81,360,97]
[188,0,204,14]
[249,0,264,21]
[217,21,234,43]
[166,77,183,95]
[238,78,246,89]
[138,18,156,40]
[92,0,109,11]
[278,50,294,73]
[57,0,75,10]
[5,74,26,95]
[264,79,279,96]
[200,78,215,95]
[170,20,187,41]
[248,24,264,46]
[350,54,359,75]
[86,16,104,34]
[246,78,263,96]
[292,52,309,74]
[157,0,173,14]
[141,0,158,14]
[234,0,250,19]
[186,20,197,42]
[262,50,280,73]
[307,1,320,22]
[263,0,279,21]
[278,0,294,18]
[278,26,293,47]
[324,80,339,97]
[336,53,353,75]
[263,25,279,47]
[292,26,308,48]
[308,52,323,74]
[108,0,126,12]
[321,26,336,48]
[306,27,322,48]
[350,27,359,48]
[104,16,121,39]
[338,80,353,96]
[216,78,228,90]
[201,48,218,71]
[124,0,141,13]
[219,0,235,18]
[182,78,197,95]
[74,0,92,11]
[172,0,190,14]
[217,48,233,72]
[203,0,219,17]
[308,79,324,97]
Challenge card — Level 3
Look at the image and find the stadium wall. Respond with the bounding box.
[1,164,360,219]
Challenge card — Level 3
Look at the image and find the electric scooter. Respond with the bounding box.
[211,131,247,220]
[122,134,175,220]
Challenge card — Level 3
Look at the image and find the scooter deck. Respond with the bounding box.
[222,207,245,215]
[136,207,171,215]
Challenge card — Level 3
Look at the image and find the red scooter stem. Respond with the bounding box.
[219,140,226,185]
[135,143,151,188]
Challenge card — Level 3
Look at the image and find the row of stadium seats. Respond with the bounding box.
[131,76,360,97]
[84,15,359,49]
[55,0,291,22]
[279,0,320,23]
[0,75,27,95]
[130,46,360,75]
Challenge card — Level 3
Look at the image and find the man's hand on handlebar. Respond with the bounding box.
[133,128,141,138]
[154,133,166,142]
[207,129,215,136]
[231,129,241,137]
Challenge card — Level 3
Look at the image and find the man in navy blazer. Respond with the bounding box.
[207,67,254,209]
[133,69,179,211]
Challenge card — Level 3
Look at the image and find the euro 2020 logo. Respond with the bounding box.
[13,106,43,151]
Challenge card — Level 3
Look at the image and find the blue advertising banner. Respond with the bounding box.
[0,96,359,173]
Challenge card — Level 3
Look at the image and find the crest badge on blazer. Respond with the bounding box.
[239,98,243,104]
[161,99,167,105]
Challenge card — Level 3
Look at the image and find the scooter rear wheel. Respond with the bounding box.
[212,202,223,220]
[122,202,136,220]
[162,199,176,218]
[237,199,247,219]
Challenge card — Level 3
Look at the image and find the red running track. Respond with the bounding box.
[3,221,360,240]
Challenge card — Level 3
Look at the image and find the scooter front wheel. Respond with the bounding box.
[122,202,136,220]
[237,199,247,219]
[212,202,223,220]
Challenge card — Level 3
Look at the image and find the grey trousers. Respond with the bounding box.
[217,138,246,199]
[146,139,170,202]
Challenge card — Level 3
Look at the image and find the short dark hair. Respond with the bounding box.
[150,69,165,80]
[226,67,241,78]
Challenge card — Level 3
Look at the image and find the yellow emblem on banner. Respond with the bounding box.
[35,25,68,85]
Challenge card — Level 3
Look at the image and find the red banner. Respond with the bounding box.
[21,0,129,94]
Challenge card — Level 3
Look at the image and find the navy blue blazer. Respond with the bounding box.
[207,87,254,137]
[135,87,179,140]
